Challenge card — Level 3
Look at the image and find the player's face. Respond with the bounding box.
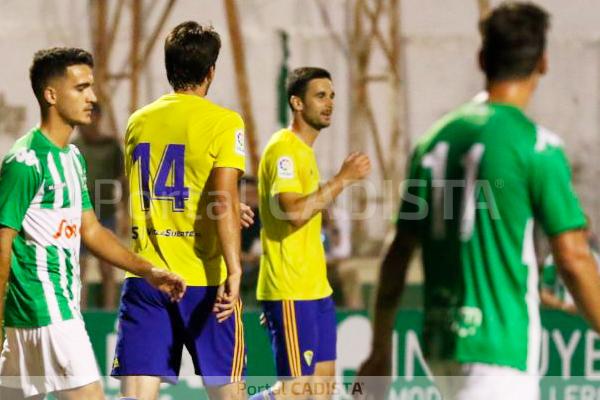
[50,64,97,126]
[299,78,335,130]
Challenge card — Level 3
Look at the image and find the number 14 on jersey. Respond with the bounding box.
[131,142,190,212]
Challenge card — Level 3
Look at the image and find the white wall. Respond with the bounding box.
[1,0,598,239]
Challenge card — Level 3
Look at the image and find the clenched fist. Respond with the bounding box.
[336,152,371,182]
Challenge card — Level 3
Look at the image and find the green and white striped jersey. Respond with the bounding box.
[0,128,93,328]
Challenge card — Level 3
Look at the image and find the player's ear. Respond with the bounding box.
[537,52,548,75]
[43,85,58,106]
[290,95,303,112]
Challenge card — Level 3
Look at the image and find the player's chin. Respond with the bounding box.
[74,114,92,126]
[317,119,331,129]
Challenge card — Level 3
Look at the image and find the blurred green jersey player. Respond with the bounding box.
[359,3,600,400]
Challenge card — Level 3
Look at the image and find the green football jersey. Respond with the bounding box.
[398,100,586,372]
[0,128,93,328]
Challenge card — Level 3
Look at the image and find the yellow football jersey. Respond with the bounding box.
[257,129,332,300]
[125,93,245,286]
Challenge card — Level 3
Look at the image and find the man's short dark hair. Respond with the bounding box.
[479,2,550,82]
[286,67,332,110]
[29,47,94,106]
[165,21,221,91]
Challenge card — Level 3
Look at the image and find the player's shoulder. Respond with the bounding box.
[127,98,159,127]
[201,98,237,115]
[198,99,243,127]
[262,129,297,158]
[67,143,82,155]
[2,129,44,173]
[66,143,88,165]
[533,125,564,153]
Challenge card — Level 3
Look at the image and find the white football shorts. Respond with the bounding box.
[0,318,101,397]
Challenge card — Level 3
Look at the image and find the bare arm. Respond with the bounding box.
[210,167,243,322]
[0,227,17,332]
[369,230,418,355]
[552,229,600,330]
[356,228,418,393]
[278,177,346,228]
[278,152,371,228]
[80,210,185,301]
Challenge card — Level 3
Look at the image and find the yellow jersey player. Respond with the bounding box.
[253,67,371,400]
[110,22,249,400]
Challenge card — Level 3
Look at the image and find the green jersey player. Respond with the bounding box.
[0,48,186,400]
[358,3,600,400]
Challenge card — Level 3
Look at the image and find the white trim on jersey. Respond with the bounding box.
[35,244,62,322]
[535,125,563,152]
[47,152,64,208]
[523,219,541,374]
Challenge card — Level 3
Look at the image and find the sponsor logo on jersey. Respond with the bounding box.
[235,130,245,156]
[451,306,483,338]
[277,156,294,179]
[303,350,314,367]
[48,182,67,191]
[53,219,78,239]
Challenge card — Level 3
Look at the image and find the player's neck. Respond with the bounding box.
[176,83,209,98]
[290,118,319,147]
[39,111,74,149]
[486,78,537,110]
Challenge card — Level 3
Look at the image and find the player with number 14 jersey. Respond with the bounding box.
[111,22,247,392]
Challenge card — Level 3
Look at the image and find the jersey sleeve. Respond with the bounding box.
[529,139,586,236]
[266,143,303,196]
[212,113,246,172]
[0,150,42,231]
[396,147,426,235]
[75,151,93,211]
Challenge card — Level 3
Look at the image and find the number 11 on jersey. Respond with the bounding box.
[421,142,485,241]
